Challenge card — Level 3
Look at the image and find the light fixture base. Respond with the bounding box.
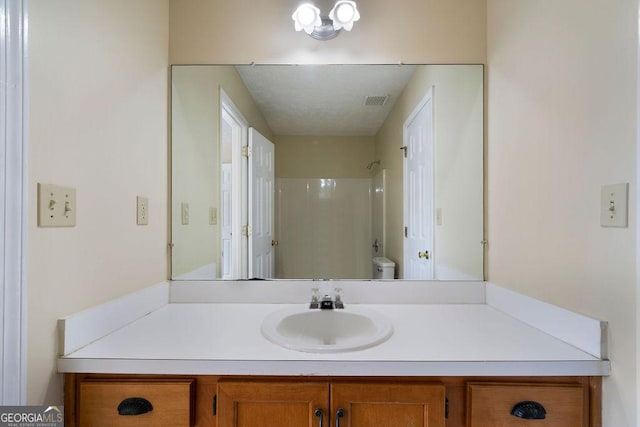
[308,17,341,40]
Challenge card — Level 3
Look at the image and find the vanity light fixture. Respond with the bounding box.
[292,0,360,40]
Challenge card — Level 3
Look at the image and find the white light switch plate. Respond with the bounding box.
[181,202,189,225]
[137,196,149,225]
[38,183,76,227]
[209,207,217,225]
[600,183,628,227]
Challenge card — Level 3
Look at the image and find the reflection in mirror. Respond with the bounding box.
[171,65,484,281]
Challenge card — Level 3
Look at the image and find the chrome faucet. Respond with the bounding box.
[320,294,334,310]
[310,288,344,309]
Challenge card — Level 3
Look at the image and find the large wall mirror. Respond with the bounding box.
[171,64,484,281]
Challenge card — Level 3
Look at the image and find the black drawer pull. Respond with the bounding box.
[117,397,153,416]
[510,401,546,419]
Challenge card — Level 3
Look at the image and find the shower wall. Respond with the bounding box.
[275,178,372,279]
[273,135,376,278]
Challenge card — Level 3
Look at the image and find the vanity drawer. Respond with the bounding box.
[78,379,195,427]
[467,382,587,427]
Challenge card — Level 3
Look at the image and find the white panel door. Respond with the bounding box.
[249,128,275,278]
[404,88,435,279]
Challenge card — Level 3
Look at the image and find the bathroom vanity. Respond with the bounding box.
[58,281,609,426]
[65,374,598,426]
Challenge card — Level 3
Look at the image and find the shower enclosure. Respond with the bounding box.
[275,169,386,279]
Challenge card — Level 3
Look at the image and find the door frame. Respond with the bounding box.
[402,87,435,279]
[220,89,249,279]
[0,0,28,404]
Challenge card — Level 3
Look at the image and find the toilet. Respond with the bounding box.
[372,257,395,279]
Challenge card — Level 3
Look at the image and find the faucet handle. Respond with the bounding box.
[334,288,344,309]
[309,288,320,309]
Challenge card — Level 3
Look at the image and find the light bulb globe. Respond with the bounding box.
[292,4,322,34]
[335,3,355,23]
[328,1,360,31]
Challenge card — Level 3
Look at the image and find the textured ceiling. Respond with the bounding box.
[235,65,417,137]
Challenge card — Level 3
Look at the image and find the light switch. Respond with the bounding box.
[600,183,628,227]
[137,196,149,225]
[436,208,442,226]
[38,183,76,227]
[181,202,189,225]
[209,207,217,225]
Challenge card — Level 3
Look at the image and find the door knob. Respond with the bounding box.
[418,250,430,259]
[271,240,279,246]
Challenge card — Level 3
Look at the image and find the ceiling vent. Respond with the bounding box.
[363,95,389,106]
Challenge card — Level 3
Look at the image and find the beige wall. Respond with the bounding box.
[274,135,375,178]
[375,65,484,279]
[486,1,637,424]
[169,0,486,65]
[26,1,638,424]
[28,1,169,403]
[171,66,272,278]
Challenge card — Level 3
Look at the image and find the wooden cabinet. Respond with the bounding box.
[467,382,588,427]
[332,382,445,427]
[65,375,600,427]
[77,379,195,427]
[217,381,328,427]
[217,380,445,427]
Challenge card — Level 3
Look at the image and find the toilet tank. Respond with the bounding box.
[372,257,395,279]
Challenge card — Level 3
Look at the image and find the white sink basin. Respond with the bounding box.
[261,306,394,353]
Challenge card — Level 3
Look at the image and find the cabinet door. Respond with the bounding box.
[467,383,587,427]
[217,381,329,427]
[331,382,445,427]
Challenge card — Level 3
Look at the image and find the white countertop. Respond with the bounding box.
[58,302,609,376]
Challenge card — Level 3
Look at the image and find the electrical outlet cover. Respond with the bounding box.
[137,196,149,225]
[38,183,76,227]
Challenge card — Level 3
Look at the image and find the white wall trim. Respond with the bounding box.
[486,283,608,359]
[58,282,170,356]
[0,0,28,405]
